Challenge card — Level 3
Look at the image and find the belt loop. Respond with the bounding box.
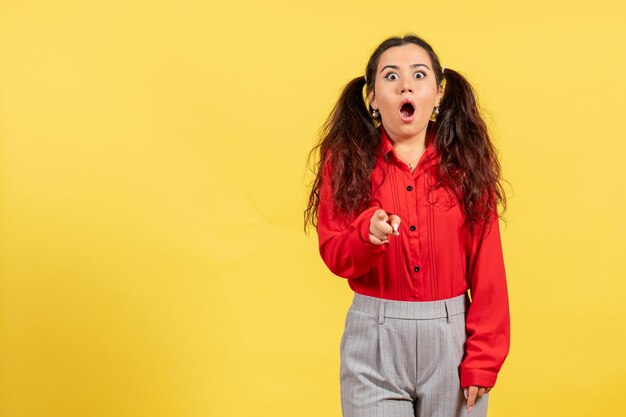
[378,300,386,325]
[445,302,450,323]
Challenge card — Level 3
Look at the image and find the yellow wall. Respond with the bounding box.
[1,1,625,416]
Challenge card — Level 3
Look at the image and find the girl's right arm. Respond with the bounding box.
[316,159,388,279]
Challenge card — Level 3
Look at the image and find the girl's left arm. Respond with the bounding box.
[460,208,511,389]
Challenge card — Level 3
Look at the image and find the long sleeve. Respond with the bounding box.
[460,210,511,388]
[316,159,387,279]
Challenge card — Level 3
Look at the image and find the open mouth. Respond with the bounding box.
[399,99,416,121]
[400,102,415,118]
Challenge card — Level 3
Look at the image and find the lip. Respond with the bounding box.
[398,97,416,122]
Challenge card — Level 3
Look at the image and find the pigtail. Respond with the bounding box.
[433,68,507,235]
[304,76,380,233]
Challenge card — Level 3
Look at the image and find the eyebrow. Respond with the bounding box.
[380,63,431,73]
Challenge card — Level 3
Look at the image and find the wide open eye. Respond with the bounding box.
[384,73,398,81]
[414,72,426,79]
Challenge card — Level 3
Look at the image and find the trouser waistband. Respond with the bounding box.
[350,291,470,324]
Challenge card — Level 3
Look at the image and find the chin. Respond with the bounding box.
[383,119,426,136]
[397,122,423,134]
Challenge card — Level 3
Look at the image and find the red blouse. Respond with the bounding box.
[316,124,510,389]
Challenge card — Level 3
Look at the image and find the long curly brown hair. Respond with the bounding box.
[304,34,508,236]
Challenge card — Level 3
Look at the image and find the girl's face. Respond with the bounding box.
[368,44,443,141]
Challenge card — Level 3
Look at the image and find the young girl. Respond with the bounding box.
[304,34,510,417]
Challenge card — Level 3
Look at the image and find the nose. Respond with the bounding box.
[400,79,413,94]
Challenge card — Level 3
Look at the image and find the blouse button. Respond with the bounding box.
[410,225,416,231]
[414,266,421,272]
[406,185,413,191]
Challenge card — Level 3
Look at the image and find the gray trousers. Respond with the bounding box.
[339,292,489,417]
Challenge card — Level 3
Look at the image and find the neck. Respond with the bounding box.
[393,136,425,155]
[385,125,429,166]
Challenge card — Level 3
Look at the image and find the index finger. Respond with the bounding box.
[466,386,478,412]
[388,214,402,235]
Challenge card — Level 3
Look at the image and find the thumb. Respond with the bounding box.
[376,209,388,223]
[388,214,402,234]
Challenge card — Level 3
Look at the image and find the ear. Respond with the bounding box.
[436,84,443,106]
[367,89,377,110]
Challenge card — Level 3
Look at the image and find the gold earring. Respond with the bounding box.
[430,106,439,121]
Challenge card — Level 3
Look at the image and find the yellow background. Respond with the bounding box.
[1,1,625,416]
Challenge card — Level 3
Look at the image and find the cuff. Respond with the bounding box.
[460,369,498,389]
